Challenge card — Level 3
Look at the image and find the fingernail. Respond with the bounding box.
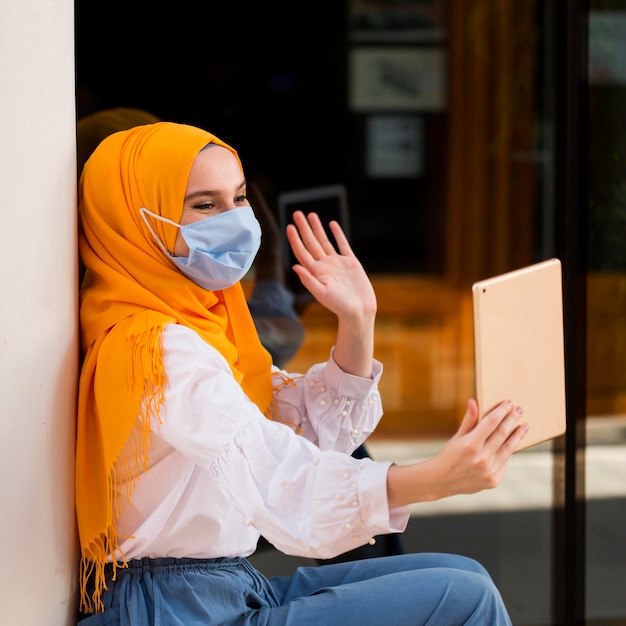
[516,406,523,414]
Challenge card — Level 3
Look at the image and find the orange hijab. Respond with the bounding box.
[76,122,273,612]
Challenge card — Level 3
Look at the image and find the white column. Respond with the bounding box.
[0,0,79,624]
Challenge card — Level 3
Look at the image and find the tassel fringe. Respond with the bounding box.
[79,324,166,614]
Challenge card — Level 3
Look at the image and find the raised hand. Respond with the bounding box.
[286,210,377,378]
[286,210,376,321]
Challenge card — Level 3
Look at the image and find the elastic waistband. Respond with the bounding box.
[106,557,249,576]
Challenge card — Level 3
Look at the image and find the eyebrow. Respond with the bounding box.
[185,178,247,203]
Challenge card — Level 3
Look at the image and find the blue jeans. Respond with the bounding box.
[78,554,512,625]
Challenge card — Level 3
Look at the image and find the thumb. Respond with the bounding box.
[456,398,479,436]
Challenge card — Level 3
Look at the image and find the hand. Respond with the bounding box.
[387,399,529,508]
[286,210,376,377]
[426,399,528,497]
[286,211,376,322]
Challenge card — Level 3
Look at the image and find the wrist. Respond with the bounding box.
[387,461,443,509]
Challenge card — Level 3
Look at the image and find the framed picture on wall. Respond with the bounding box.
[348,0,447,43]
[366,114,424,178]
[349,47,446,111]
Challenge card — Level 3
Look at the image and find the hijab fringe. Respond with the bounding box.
[79,324,166,614]
[267,372,304,435]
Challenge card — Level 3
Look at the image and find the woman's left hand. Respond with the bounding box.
[286,211,376,378]
[286,211,377,322]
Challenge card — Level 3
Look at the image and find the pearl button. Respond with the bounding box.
[343,472,350,479]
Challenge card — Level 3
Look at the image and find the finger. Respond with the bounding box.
[471,400,515,447]
[292,211,322,253]
[476,399,514,432]
[328,220,353,256]
[286,222,314,267]
[485,403,525,450]
[500,421,530,455]
[291,262,317,293]
[303,212,338,258]
[455,398,479,437]
[288,210,326,261]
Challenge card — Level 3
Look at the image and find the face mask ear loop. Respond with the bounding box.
[139,207,180,258]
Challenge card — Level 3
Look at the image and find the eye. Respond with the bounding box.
[235,194,249,205]
[192,202,215,211]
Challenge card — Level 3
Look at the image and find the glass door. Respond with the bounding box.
[299,2,565,624]
[585,2,626,623]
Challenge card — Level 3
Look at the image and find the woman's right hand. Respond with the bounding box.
[386,399,528,509]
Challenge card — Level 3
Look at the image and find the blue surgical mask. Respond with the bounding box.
[140,206,262,291]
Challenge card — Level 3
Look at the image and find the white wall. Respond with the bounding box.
[0,0,79,624]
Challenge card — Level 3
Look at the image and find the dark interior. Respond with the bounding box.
[74,0,446,276]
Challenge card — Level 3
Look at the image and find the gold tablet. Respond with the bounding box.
[472,258,566,451]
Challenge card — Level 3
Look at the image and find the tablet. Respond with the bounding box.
[472,258,566,451]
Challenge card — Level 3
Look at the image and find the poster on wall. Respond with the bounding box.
[366,115,424,178]
[348,0,447,43]
[349,47,446,111]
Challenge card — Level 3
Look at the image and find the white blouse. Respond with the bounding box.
[114,323,409,563]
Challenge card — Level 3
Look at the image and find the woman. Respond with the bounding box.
[76,121,527,624]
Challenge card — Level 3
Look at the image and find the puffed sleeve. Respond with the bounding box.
[270,351,384,454]
[211,419,409,559]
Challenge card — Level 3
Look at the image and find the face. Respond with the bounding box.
[174,145,250,256]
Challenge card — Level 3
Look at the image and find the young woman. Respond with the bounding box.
[76,121,527,625]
